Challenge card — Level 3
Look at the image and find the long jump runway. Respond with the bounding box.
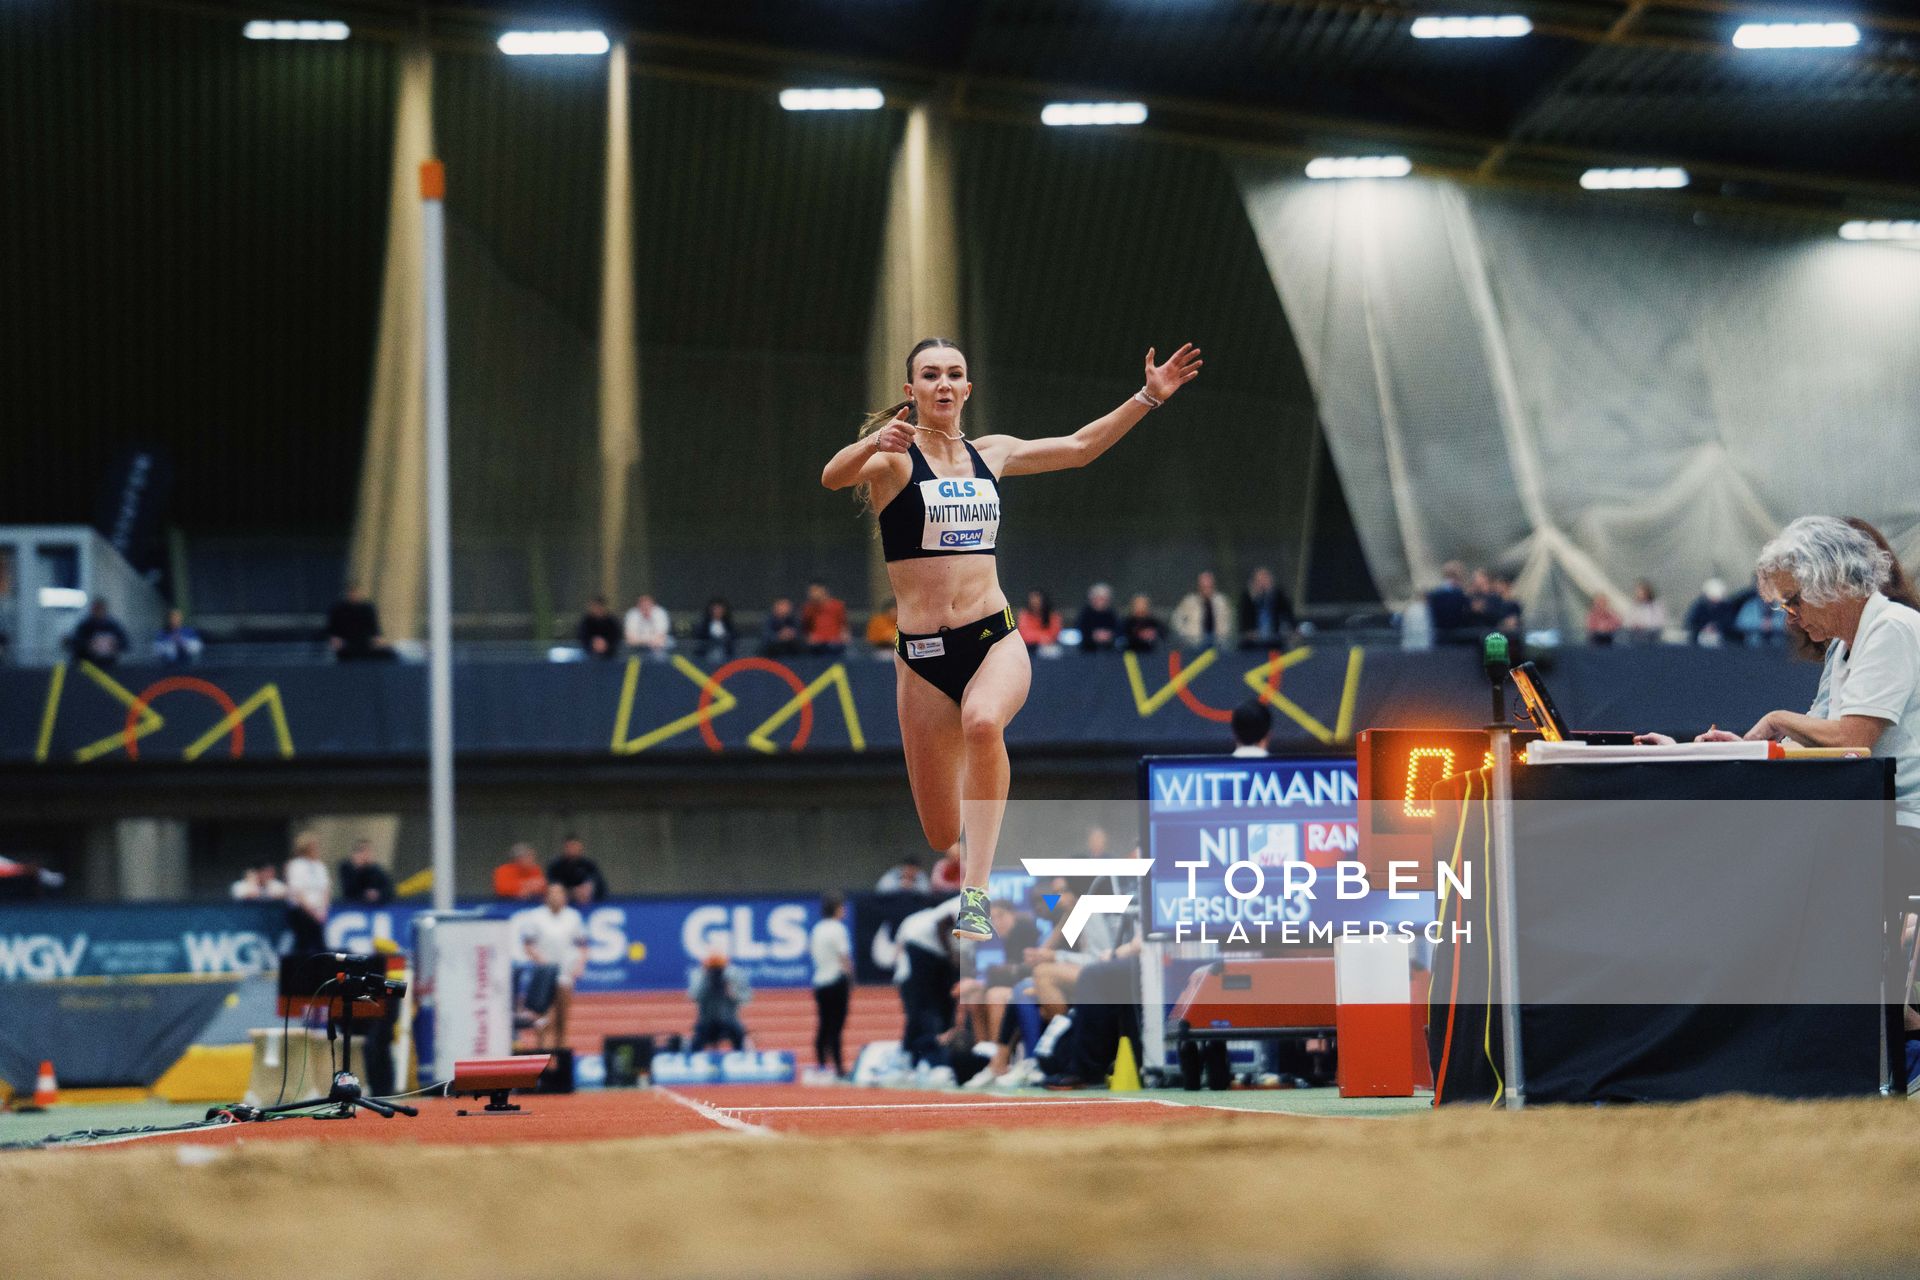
[64,1085,1267,1148]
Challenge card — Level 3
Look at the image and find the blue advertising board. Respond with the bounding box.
[1141,755,1434,941]
[0,902,289,981]
[327,895,824,992]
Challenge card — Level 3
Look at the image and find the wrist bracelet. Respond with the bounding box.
[1133,387,1162,409]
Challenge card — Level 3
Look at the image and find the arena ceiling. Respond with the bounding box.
[169,0,1920,220]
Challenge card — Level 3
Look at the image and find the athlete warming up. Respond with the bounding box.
[821,337,1203,940]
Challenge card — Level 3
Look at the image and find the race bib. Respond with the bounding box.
[918,476,1000,552]
[905,637,946,660]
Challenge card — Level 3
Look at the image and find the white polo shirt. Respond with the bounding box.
[1830,592,1920,828]
[517,905,589,985]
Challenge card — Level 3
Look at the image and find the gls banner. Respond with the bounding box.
[327,895,823,991]
[0,902,288,981]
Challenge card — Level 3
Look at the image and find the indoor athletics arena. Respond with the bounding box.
[4,1,1920,1276]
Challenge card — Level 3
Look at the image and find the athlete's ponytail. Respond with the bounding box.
[851,337,967,516]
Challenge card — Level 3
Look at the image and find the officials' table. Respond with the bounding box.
[1429,758,1897,1103]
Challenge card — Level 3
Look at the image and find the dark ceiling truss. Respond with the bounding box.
[110,0,1920,220]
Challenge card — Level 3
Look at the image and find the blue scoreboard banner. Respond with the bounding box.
[1141,755,1434,942]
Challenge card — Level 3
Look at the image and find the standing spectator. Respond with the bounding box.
[518,883,588,1051]
[697,598,736,664]
[865,599,899,652]
[326,584,392,661]
[67,598,129,667]
[1587,594,1624,646]
[689,949,752,1052]
[802,581,849,654]
[1426,561,1474,642]
[1486,574,1524,637]
[875,853,928,894]
[1074,583,1121,653]
[283,833,331,955]
[1017,590,1062,649]
[493,842,548,900]
[231,862,287,901]
[809,893,853,1078]
[1623,580,1668,644]
[546,835,607,906]
[577,596,621,658]
[1123,594,1164,653]
[1171,571,1233,649]
[931,842,965,894]
[623,593,673,654]
[153,608,204,664]
[763,597,803,656]
[1238,567,1296,650]
[1686,577,1734,646]
[338,839,395,905]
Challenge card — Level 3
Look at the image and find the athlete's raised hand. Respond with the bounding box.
[871,408,914,454]
[1144,343,1204,402]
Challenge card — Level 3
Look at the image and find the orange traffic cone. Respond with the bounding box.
[32,1060,59,1108]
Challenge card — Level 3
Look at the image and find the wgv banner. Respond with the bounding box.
[0,902,288,981]
[328,895,824,992]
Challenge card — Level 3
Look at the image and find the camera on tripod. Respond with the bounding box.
[277,950,407,1019]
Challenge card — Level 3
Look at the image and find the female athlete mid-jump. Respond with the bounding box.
[821,337,1203,940]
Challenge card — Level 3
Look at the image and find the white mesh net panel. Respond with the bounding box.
[1236,168,1920,632]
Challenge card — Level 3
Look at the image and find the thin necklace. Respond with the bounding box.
[912,424,965,441]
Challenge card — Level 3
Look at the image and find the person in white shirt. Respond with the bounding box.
[623,594,674,654]
[809,893,854,1077]
[1230,698,1271,757]
[283,834,331,954]
[231,863,288,901]
[518,883,589,1049]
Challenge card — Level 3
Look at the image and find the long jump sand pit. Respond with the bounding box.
[4,1092,1918,1279]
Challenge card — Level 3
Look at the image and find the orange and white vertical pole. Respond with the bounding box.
[421,159,456,913]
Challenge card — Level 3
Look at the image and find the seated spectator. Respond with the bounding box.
[1426,561,1475,643]
[1074,583,1121,653]
[546,835,607,906]
[931,843,965,894]
[493,842,548,900]
[763,597,803,656]
[338,838,395,905]
[697,597,736,664]
[1623,579,1668,644]
[67,598,129,667]
[1122,594,1164,653]
[1018,590,1062,649]
[230,862,287,901]
[153,609,204,664]
[624,593,673,654]
[1686,577,1734,646]
[865,599,899,651]
[1171,571,1233,649]
[519,882,589,1051]
[1486,573,1523,634]
[1586,594,1623,646]
[689,949,752,1052]
[1732,576,1785,647]
[802,581,849,654]
[1238,567,1295,649]
[875,853,928,894]
[577,596,622,658]
[327,584,393,661]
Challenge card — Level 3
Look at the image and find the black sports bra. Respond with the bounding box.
[877,441,1003,562]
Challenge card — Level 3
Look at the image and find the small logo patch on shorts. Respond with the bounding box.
[905,637,946,660]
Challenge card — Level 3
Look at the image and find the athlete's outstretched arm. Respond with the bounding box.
[822,410,913,490]
[984,344,1203,478]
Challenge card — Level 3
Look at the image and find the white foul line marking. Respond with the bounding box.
[654,1087,778,1136]
[718,1100,1144,1113]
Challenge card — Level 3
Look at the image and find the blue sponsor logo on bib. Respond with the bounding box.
[936,479,978,498]
[939,529,985,548]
